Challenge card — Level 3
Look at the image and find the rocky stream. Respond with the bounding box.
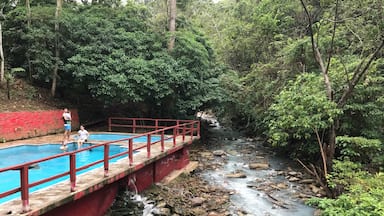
[105,124,322,216]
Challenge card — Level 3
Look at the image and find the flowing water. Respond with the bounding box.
[201,126,315,216]
[107,123,316,216]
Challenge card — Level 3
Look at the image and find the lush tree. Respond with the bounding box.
[61,4,222,117]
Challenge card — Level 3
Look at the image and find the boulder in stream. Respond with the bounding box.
[249,162,269,170]
[225,170,247,178]
[212,150,227,156]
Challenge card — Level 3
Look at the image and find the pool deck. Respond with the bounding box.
[0,132,198,216]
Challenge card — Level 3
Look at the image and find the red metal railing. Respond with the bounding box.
[108,117,199,134]
[0,118,200,212]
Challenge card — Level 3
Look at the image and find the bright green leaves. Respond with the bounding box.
[336,136,382,167]
[267,73,341,146]
[309,165,384,216]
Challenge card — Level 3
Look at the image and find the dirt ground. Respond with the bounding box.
[0,79,66,112]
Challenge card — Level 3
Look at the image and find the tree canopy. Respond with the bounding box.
[2,0,384,214]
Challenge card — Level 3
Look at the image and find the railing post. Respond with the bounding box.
[108,117,111,132]
[20,166,30,213]
[70,154,76,192]
[190,123,194,143]
[173,127,176,147]
[133,119,136,133]
[176,120,180,136]
[155,119,158,133]
[197,121,200,138]
[182,126,186,142]
[161,130,165,152]
[104,144,110,177]
[129,139,133,166]
[147,134,151,158]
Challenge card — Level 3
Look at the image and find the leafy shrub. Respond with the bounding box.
[336,136,383,169]
[308,172,384,216]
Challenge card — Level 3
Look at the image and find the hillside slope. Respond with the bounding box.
[0,79,68,112]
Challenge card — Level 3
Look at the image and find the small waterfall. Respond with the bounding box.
[127,177,158,216]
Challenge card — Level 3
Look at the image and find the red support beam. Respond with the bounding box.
[147,134,151,158]
[161,131,165,152]
[173,127,176,147]
[20,166,30,213]
[155,120,158,133]
[176,120,180,136]
[129,139,133,166]
[104,144,110,177]
[190,124,194,144]
[182,126,186,142]
[70,154,76,192]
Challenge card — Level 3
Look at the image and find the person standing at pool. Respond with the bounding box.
[77,125,89,148]
[62,108,72,148]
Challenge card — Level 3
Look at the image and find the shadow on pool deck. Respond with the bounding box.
[0,132,199,216]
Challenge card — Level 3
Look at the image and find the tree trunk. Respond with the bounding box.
[51,0,62,97]
[26,0,32,82]
[326,124,336,170]
[300,0,384,197]
[0,21,4,84]
[300,0,337,173]
[167,0,176,51]
[6,78,10,99]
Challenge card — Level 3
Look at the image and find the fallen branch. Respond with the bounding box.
[266,193,289,209]
[296,159,315,176]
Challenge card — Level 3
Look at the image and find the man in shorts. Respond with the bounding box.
[62,108,72,149]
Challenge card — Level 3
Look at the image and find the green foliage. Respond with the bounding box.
[308,169,384,216]
[221,0,303,72]
[61,5,223,117]
[3,6,56,84]
[267,73,341,146]
[336,136,383,169]
[336,136,382,160]
[339,59,384,140]
[3,2,226,118]
[326,159,365,189]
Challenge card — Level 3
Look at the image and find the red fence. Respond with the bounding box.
[108,117,199,134]
[0,118,200,213]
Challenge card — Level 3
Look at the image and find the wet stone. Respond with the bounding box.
[152,207,171,216]
[190,197,205,207]
[212,150,227,156]
[249,162,269,170]
[226,170,247,178]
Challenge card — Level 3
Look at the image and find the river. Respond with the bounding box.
[106,123,316,216]
[201,125,315,216]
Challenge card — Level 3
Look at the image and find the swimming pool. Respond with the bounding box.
[0,143,127,204]
[88,133,161,142]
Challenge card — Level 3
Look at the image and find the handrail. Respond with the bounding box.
[0,118,200,213]
[108,117,200,136]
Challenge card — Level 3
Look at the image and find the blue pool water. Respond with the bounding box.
[87,133,161,142]
[0,143,127,204]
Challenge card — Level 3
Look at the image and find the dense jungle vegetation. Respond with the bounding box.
[1,0,383,215]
